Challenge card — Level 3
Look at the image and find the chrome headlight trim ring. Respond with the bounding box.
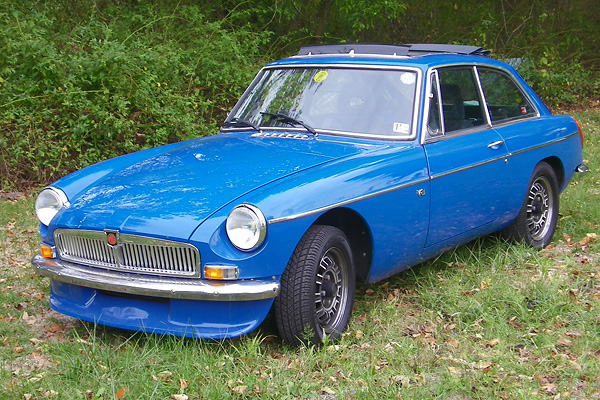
[35,187,69,226]
[225,204,267,251]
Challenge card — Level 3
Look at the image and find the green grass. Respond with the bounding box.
[0,109,598,399]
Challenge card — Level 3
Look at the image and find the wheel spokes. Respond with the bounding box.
[526,177,553,241]
[314,248,346,330]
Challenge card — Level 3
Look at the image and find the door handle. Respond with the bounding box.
[487,140,505,149]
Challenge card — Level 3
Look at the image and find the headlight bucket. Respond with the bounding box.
[35,187,69,226]
[226,204,267,251]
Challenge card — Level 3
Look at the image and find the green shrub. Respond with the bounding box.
[514,54,599,109]
[0,2,270,188]
[1,0,597,189]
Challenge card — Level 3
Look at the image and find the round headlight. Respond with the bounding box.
[35,187,68,226]
[226,204,267,251]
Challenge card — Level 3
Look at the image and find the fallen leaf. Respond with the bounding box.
[477,361,492,371]
[21,311,37,325]
[171,395,188,400]
[232,386,247,395]
[179,379,189,390]
[565,331,582,338]
[384,342,400,353]
[447,338,460,349]
[321,387,335,395]
[568,289,579,301]
[569,360,582,370]
[155,371,173,382]
[557,338,573,347]
[486,338,500,348]
[541,383,558,395]
[444,323,457,332]
[47,322,68,333]
[563,234,575,245]
[115,387,126,399]
[392,375,411,387]
[447,366,460,375]
[579,233,598,247]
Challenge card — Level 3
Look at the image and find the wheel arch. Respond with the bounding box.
[313,208,372,282]
[540,156,565,190]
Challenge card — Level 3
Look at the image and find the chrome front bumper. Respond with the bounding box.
[32,254,280,301]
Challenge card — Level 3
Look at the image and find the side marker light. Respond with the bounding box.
[41,245,55,258]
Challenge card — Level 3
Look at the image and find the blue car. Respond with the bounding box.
[32,44,588,345]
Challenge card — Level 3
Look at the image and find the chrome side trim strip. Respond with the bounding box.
[429,154,509,180]
[431,132,579,180]
[269,176,429,224]
[32,254,280,302]
[269,132,579,225]
[509,132,577,157]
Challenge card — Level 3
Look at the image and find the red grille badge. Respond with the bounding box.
[105,230,119,247]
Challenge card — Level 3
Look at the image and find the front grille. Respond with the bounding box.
[54,229,200,278]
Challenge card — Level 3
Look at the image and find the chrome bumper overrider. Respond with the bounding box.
[577,163,590,177]
[32,254,280,301]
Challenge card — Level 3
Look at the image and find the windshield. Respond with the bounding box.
[226,67,418,138]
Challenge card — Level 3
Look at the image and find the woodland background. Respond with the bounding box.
[0,0,598,188]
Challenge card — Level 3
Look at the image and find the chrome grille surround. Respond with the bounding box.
[54,229,200,278]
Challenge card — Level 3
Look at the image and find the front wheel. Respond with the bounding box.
[503,162,559,248]
[275,225,355,346]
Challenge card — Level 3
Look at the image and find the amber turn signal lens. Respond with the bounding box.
[40,244,54,258]
[204,265,239,280]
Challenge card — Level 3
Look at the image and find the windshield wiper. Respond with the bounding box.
[221,118,261,132]
[260,112,317,136]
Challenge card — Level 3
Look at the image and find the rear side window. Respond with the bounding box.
[479,69,536,124]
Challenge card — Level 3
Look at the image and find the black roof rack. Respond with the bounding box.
[407,44,491,57]
[298,43,490,57]
[298,44,410,57]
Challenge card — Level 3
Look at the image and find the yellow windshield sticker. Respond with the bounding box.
[314,71,328,83]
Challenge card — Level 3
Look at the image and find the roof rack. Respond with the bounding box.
[298,43,490,57]
[298,44,410,57]
[407,44,491,57]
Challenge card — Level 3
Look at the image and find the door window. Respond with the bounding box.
[426,67,487,136]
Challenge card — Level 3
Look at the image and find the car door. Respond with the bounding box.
[423,67,512,247]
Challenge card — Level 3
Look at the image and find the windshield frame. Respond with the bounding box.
[223,64,423,141]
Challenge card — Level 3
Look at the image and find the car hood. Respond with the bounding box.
[54,133,382,240]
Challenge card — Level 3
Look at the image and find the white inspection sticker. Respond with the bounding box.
[393,122,409,134]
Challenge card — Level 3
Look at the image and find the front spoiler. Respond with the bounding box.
[32,253,280,302]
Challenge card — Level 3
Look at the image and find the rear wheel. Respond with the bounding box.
[275,225,355,346]
[503,162,559,248]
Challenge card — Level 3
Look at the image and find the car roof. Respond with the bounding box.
[268,43,511,71]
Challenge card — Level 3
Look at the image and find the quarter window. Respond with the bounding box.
[479,69,536,124]
[427,73,442,136]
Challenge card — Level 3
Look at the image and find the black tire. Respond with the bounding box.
[503,162,559,248]
[275,225,355,346]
